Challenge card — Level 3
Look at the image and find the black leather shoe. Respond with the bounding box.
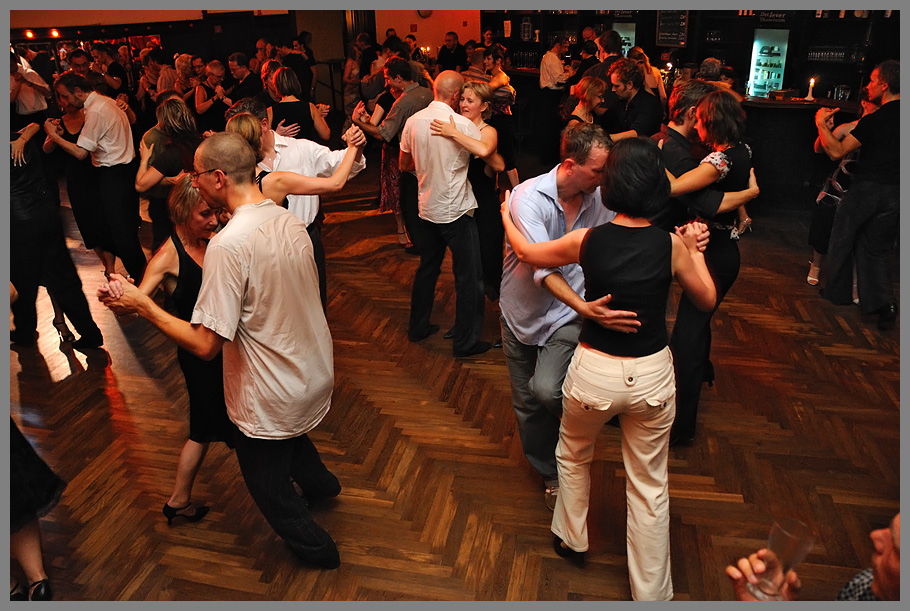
[454,341,492,358]
[408,324,440,342]
[443,328,455,340]
[72,334,104,352]
[553,536,585,567]
[703,359,715,387]
[28,579,52,601]
[669,431,694,447]
[877,303,898,330]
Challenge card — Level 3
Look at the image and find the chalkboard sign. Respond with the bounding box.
[656,10,688,48]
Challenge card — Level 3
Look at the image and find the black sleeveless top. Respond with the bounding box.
[255,170,289,208]
[466,125,497,210]
[579,223,672,357]
[197,83,228,133]
[59,119,93,183]
[270,100,316,141]
[170,230,205,322]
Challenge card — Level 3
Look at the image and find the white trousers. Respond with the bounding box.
[550,344,676,601]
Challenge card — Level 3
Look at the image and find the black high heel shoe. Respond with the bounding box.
[53,320,75,343]
[163,502,210,525]
[28,579,52,601]
[553,536,586,567]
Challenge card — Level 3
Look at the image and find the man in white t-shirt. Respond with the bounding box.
[399,70,490,357]
[98,132,342,569]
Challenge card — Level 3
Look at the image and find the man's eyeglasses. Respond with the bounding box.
[190,168,218,180]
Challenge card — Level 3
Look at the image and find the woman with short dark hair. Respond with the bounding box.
[267,66,330,141]
[501,137,716,600]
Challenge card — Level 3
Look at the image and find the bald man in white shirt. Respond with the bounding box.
[399,71,490,357]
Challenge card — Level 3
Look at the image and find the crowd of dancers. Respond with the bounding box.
[9,28,899,601]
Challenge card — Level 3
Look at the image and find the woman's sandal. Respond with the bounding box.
[53,320,75,343]
[736,217,753,235]
[397,230,413,249]
[806,261,820,286]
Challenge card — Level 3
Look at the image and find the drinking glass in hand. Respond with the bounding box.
[746,517,815,601]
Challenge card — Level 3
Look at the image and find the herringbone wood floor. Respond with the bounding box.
[10,147,899,601]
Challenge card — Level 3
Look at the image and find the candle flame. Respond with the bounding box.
[810,78,816,86]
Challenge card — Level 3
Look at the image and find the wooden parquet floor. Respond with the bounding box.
[9,147,900,601]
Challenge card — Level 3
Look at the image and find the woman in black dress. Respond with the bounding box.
[41,88,107,342]
[42,89,108,275]
[662,89,756,445]
[267,67,330,142]
[11,282,64,600]
[10,418,65,601]
[193,60,229,134]
[115,176,233,524]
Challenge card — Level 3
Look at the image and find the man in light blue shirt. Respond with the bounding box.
[500,123,639,510]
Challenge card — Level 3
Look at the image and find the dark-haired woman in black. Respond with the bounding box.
[663,89,755,446]
[267,67,330,142]
[502,137,716,600]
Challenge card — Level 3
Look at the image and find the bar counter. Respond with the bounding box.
[742,96,863,209]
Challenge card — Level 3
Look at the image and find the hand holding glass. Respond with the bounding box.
[745,518,814,601]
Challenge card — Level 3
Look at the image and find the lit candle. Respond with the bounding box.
[806,77,816,101]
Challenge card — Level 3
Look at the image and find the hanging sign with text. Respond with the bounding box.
[656,10,688,48]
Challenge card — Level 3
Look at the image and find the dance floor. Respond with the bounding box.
[10,144,899,601]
